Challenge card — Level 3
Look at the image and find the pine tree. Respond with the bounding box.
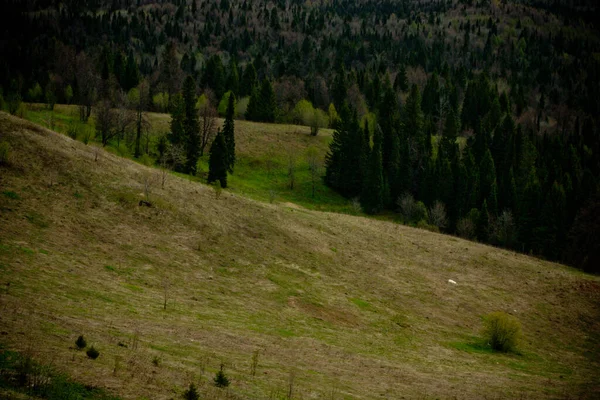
[183,76,200,175]
[402,84,425,192]
[208,131,228,188]
[245,85,260,121]
[227,59,240,95]
[168,93,185,146]
[361,138,384,214]
[332,65,348,110]
[240,62,257,97]
[439,109,459,163]
[477,200,490,242]
[258,79,277,122]
[324,104,363,198]
[480,149,497,215]
[124,54,140,91]
[202,55,226,100]
[394,65,408,92]
[223,92,236,172]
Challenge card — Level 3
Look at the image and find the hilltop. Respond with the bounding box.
[0,111,599,399]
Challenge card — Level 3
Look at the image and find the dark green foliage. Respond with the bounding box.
[324,105,364,198]
[208,131,228,188]
[360,131,384,214]
[477,200,490,242]
[86,347,99,359]
[182,76,200,175]
[214,364,230,388]
[401,84,425,192]
[567,195,600,273]
[75,335,87,350]
[223,92,236,172]
[332,66,348,111]
[183,383,199,400]
[240,63,257,97]
[245,79,277,122]
[479,150,498,215]
[202,55,226,100]
[227,59,240,95]
[394,65,408,92]
[169,94,186,146]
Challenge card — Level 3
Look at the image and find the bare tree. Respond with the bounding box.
[95,99,117,146]
[159,144,187,188]
[457,217,476,240]
[114,90,134,148]
[129,80,151,158]
[75,52,98,122]
[429,201,448,229]
[199,102,217,156]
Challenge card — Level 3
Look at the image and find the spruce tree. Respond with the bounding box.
[332,65,348,110]
[168,93,186,146]
[259,79,276,122]
[245,86,260,121]
[227,59,240,95]
[480,149,497,214]
[361,138,384,214]
[394,65,409,92]
[208,131,228,188]
[324,104,363,198]
[183,76,200,175]
[223,92,236,172]
[402,84,425,189]
[240,62,257,97]
[477,200,490,242]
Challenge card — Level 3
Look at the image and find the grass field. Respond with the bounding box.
[1,111,599,399]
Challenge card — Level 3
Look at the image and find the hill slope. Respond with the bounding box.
[0,112,599,399]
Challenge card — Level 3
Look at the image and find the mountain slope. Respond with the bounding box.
[0,112,599,399]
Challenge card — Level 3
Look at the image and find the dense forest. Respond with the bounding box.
[1,0,599,272]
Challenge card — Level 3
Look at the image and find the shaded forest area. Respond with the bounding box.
[1,0,599,271]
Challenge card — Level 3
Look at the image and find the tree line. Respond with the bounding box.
[325,69,599,273]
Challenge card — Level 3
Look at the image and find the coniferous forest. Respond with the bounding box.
[1,0,599,272]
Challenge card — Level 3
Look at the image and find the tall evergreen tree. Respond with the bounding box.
[361,137,384,214]
[240,62,257,97]
[169,93,186,146]
[477,200,490,242]
[223,92,236,172]
[325,104,363,198]
[401,84,425,192]
[227,59,240,95]
[332,65,348,110]
[480,149,498,215]
[208,130,228,188]
[182,76,200,175]
[258,79,277,122]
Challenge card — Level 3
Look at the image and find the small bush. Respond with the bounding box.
[416,219,439,233]
[0,142,12,165]
[67,123,79,140]
[16,103,27,118]
[86,346,100,359]
[183,383,199,400]
[75,335,87,350]
[152,356,160,367]
[483,311,522,353]
[214,363,230,388]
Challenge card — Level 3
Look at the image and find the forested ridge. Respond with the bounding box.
[1,0,599,271]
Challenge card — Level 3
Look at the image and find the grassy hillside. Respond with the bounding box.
[22,104,352,213]
[0,112,599,399]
